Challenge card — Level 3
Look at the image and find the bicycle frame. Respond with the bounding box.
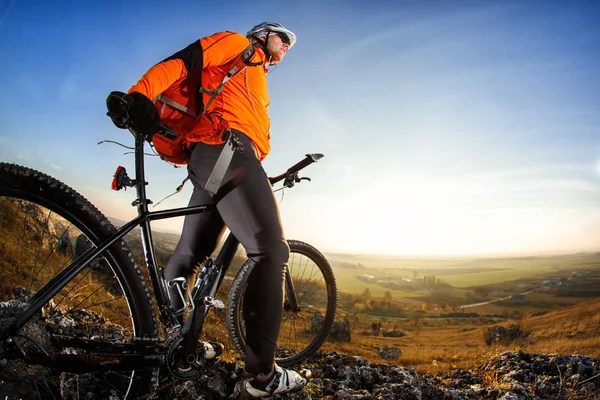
[4,128,319,373]
[5,134,215,338]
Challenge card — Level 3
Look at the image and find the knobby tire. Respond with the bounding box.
[226,239,337,367]
[0,163,158,399]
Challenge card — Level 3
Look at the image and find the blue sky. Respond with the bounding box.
[1,0,599,256]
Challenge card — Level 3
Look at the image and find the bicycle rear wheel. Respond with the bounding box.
[0,163,158,399]
[226,240,337,367]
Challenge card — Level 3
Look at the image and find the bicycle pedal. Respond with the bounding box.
[204,297,225,309]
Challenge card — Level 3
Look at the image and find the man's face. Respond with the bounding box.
[267,32,291,64]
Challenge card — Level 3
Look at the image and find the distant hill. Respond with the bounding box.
[108,216,182,243]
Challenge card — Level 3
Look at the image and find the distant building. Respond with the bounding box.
[358,274,376,282]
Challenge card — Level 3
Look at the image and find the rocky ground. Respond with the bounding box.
[2,296,599,399]
[159,350,600,399]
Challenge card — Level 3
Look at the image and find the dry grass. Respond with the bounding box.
[0,199,134,332]
[311,298,600,375]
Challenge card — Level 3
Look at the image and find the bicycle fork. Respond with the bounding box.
[284,266,301,313]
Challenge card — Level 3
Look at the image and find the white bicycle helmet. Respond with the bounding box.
[246,22,297,48]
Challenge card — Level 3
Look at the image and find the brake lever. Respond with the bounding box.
[283,173,297,188]
[283,174,311,189]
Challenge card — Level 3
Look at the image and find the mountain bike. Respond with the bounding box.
[0,102,337,399]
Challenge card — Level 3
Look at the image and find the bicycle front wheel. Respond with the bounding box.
[226,239,337,367]
[0,163,158,399]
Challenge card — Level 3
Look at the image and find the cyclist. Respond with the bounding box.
[114,22,310,397]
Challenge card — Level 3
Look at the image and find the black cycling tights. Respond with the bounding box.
[163,131,288,375]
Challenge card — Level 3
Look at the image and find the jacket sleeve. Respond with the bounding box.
[128,41,204,99]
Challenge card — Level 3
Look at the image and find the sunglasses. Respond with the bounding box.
[274,31,291,45]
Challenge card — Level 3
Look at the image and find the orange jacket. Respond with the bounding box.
[129,32,271,160]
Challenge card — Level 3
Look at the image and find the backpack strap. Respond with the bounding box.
[202,45,263,197]
[152,43,262,197]
[155,44,261,117]
[199,44,261,112]
[205,131,240,196]
[155,95,197,118]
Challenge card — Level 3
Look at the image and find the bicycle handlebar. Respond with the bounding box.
[269,153,324,185]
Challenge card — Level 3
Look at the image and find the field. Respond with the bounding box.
[327,251,600,301]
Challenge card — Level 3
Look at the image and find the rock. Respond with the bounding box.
[382,329,406,338]
[311,312,351,342]
[378,345,402,360]
[484,324,531,346]
[56,232,73,256]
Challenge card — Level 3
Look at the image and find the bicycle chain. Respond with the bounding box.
[58,328,180,400]
[127,329,190,400]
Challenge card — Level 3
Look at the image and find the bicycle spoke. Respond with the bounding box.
[70,296,125,314]
[281,252,327,353]
[300,254,311,281]
[28,210,53,292]
[51,267,94,313]
[105,314,135,325]
[17,208,28,290]
[38,222,74,276]
[97,372,127,394]
[290,316,303,348]
[66,284,105,314]
[40,372,59,400]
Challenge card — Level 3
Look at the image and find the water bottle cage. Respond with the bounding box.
[167,277,195,316]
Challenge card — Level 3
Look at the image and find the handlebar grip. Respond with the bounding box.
[106,91,134,129]
[287,153,324,174]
